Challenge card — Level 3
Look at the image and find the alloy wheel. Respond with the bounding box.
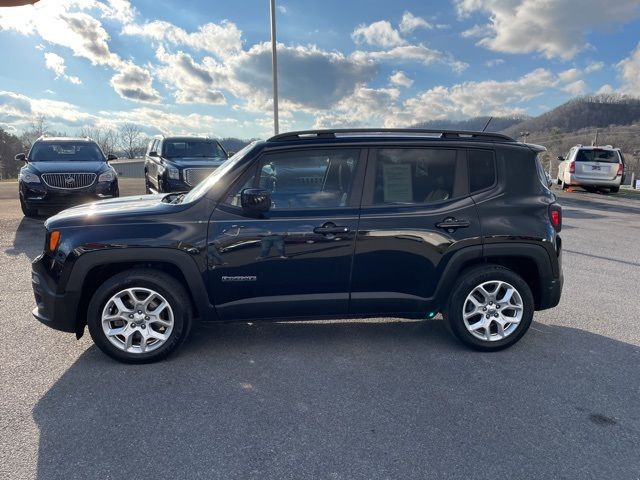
[101,287,174,354]
[462,280,524,342]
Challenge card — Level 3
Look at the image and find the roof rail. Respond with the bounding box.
[268,128,516,143]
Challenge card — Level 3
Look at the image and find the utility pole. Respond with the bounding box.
[270,0,279,135]
[593,129,599,146]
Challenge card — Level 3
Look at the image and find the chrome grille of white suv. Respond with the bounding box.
[184,168,216,187]
[41,173,97,189]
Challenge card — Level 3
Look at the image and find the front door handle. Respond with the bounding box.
[313,222,351,235]
[435,218,470,231]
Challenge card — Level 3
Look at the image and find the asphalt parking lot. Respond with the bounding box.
[1,179,639,479]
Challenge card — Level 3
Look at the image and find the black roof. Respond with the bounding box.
[268,128,516,143]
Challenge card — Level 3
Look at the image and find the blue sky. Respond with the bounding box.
[1,0,640,139]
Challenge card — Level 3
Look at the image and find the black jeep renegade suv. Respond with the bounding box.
[31,129,563,363]
[17,137,119,217]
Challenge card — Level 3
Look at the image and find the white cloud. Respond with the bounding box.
[110,63,161,103]
[596,84,614,95]
[562,79,587,95]
[352,20,405,48]
[395,68,558,124]
[314,86,400,128]
[618,43,640,95]
[155,47,225,105]
[485,58,504,67]
[98,0,135,23]
[44,52,82,84]
[399,12,432,33]
[353,44,468,73]
[213,42,378,112]
[389,70,413,88]
[277,4,287,14]
[0,1,160,102]
[122,19,242,58]
[0,90,93,127]
[455,0,640,59]
[558,68,581,83]
[585,61,604,73]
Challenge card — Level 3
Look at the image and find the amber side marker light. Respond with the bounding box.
[48,230,61,252]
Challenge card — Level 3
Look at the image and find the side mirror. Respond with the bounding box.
[149,151,158,157]
[241,188,271,214]
[557,156,564,161]
[107,154,118,161]
[227,151,236,158]
[15,153,26,162]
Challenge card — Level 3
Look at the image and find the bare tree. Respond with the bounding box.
[20,114,50,151]
[78,126,117,155]
[118,123,146,159]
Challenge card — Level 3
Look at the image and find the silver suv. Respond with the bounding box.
[557,145,624,193]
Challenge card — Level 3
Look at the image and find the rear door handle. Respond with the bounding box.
[435,218,470,231]
[313,222,351,235]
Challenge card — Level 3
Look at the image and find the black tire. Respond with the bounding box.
[87,269,192,363]
[444,265,534,351]
[20,197,38,217]
[610,186,620,193]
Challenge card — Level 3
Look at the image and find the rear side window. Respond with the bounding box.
[575,149,620,163]
[468,149,496,193]
[369,148,457,205]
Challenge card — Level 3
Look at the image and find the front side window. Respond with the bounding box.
[369,148,457,205]
[29,142,105,162]
[226,148,360,210]
[162,140,226,159]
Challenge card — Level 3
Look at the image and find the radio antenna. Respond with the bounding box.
[481,116,493,132]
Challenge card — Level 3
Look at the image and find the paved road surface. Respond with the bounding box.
[1,180,639,479]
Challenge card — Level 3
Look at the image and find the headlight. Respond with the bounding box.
[98,171,116,182]
[168,167,179,180]
[19,171,40,183]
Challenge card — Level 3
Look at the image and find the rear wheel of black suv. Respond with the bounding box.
[444,265,534,351]
[87,269,192,363]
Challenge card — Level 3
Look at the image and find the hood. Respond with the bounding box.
[163,157,226,168]
[45,193,175,229]
[27,161,109,174]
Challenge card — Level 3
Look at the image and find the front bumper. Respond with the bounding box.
[163,177,193,192]
[20,180,119,211]
[31,255,80,333]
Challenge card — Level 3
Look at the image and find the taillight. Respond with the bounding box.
[568,162,575,174]
[549,204,562,232]
[617,163,624,176]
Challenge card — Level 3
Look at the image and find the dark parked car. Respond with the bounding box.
[32,129,563,363]
[17,137,119,217]
[144,135,229,194]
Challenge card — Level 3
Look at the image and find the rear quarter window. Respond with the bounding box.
[468,149,496,193]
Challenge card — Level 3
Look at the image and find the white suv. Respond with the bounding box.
[557,145,624,193]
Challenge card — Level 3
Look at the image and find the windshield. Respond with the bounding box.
[575,149,620,163]
[162,139,226,159]
[181,142,257,204]
[29,142,105,162]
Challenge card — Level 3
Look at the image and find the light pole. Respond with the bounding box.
[269,0,279,135]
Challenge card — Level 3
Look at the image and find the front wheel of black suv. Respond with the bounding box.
[87,269,192,363]
[20,197,38,217]
[609,186,620,193]
[444,265,534,351]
